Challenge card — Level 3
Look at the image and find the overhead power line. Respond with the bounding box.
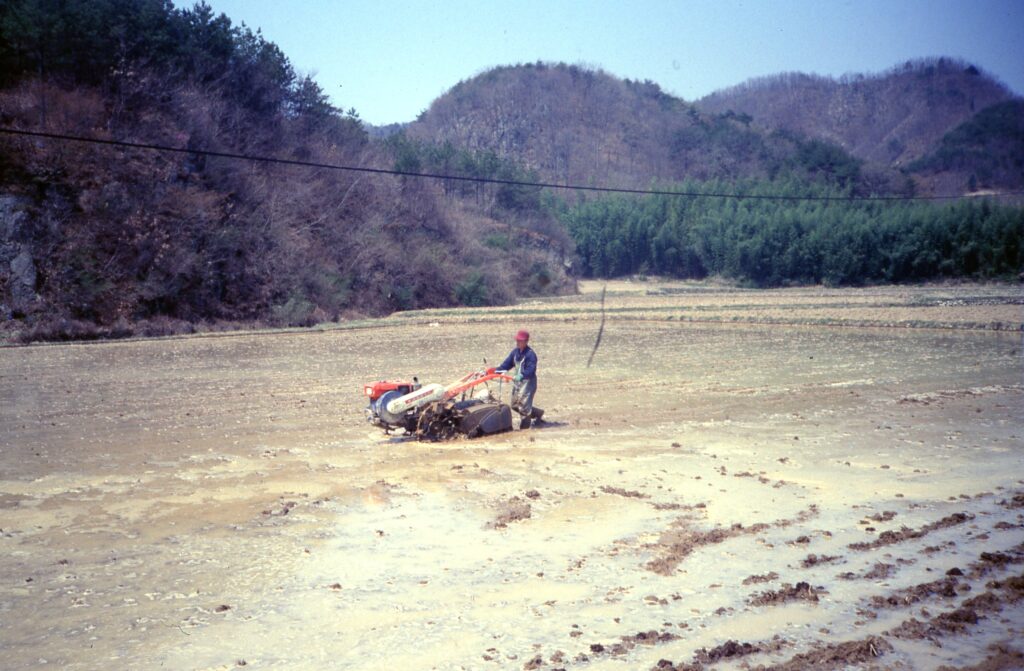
[2,126,1021,203]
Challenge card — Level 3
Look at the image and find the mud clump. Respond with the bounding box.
[600,485,649,499]
[583,629,679,665]
[924,511,974,529]
[862,562,897,579]
[966,545,1024,580]
[872,575,962,608]
[800,553,841,568]
[775,504,820,527]
[848,512,973,551]
[261,499,298,517]
[934,606,980,629]
[979,551,1018,566]
[647,527,734,575]
[587,630,678,659]
[935,644,1024,671]
[866,510,897,522]
[887,577,1022,643]
[695,639,760,663]
[892,525,950,546]
[488,496,532,529]
[654,637,781,671]
[749,581,821,606]
[623,630,678,647]
[577,631,679,667]
[889,606,980,640]
[989,573,1024,594]
[646,521,770,575]
[1000,492,1024,509]
[743,571,779,585]
[648,508,820,575]
[765,635,892,670]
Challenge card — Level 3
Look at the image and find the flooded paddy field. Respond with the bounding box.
[1,282,1022,670]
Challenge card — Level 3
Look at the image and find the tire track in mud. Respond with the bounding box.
[643,506,819,576]
[509,491,1024,671]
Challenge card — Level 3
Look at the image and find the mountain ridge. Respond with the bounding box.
[696,57,1015,167]
[407,58,1021,196]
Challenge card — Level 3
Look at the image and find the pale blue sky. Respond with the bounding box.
[200,0,1024,126]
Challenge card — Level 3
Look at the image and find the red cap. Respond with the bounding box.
[515,329,530,341]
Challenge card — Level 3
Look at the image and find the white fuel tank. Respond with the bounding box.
[385,383,445,416]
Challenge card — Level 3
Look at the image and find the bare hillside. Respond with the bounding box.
[407,62,855,189]
[697,57,1015,167]
[408,59,1022,196]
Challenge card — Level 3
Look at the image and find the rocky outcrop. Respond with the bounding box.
[0,195,39,317]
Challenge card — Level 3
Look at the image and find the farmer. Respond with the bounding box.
[494,329,542,429]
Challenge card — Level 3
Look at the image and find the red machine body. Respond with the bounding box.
[363,380,419,402]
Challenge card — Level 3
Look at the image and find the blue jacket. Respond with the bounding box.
[499,346,537,379]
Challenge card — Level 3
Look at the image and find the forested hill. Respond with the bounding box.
[407,62,1022,288]
[407,63,905,194]
[696,58,1014,168]
[909,100,1024,195]
[409,60,1022,196]
[0,1,573,341]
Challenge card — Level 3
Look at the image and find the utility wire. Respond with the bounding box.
[2,126,1022,203]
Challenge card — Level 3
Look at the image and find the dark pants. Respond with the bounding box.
[512,377,536,418]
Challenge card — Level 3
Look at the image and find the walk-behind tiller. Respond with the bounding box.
[363,369,517,440]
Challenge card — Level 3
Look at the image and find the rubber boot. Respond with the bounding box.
[520,416,532,430]
[530,407,544,422]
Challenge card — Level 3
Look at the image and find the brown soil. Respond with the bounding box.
[488,496,532,528]
[600,485,650,499]
[871,575,962,608]
[749,581,822,606]
[584,629,679,662]
[936,644,1024,671]
[988,574,1024,595]
[999,492,1024,509]
[653,637,788,671]
[848,512,973,551]
[743,571,780,585]
[764,636,893,670]
[862,562,897,579]
[888,607,979,640]
[647,506,818,575]
[646,522,770,575]
[888,573,1024,643]
[978,550,1023,568]
[694,639,760,663]
[799,553,842,568]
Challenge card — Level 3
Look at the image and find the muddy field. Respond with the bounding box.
[1,282,1022,670]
